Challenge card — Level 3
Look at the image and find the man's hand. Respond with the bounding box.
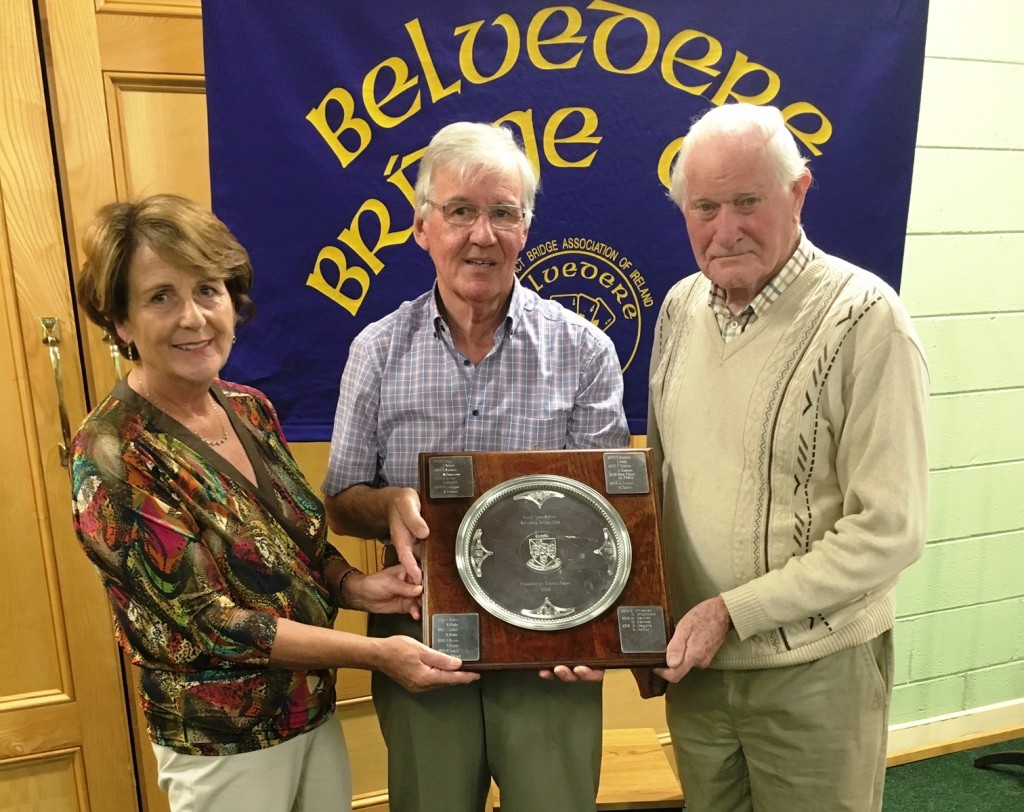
[539,665,605,683]
[386,487,430,584]
[655,595,732,683]
[376,635,480,693]
[344,565,424,619]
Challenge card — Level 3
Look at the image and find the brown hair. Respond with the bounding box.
[76,194,254,357]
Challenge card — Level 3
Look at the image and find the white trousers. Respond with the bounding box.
[152,718,352,812]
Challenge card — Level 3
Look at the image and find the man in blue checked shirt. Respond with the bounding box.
[323,121,629,812]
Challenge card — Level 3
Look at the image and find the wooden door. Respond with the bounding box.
[0,1,138,810]
[31,1,390,809]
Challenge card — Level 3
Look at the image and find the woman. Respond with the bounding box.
[71,194,477,812]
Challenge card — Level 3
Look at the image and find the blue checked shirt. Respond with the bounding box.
[323,282,629,496]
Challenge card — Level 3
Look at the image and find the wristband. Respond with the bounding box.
[335,566,361,610]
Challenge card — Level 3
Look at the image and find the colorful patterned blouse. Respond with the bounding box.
[71,378,342,755]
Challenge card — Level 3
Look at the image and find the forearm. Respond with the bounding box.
[268,616,385,670]
[269,615,479,694]
[324,483,404,538]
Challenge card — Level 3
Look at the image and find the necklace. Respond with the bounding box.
[145,383,229,447]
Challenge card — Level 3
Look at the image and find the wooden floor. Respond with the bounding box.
[491,727,684,811]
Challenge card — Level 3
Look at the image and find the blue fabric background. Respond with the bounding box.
[204,1,928,439]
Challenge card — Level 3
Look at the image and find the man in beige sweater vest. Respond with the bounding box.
[645,103,928,811]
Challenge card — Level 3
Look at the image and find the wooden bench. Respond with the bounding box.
[492,727,684,811]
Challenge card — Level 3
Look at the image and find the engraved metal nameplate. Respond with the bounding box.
[603,451,650,495]
[431,613,480,661]
[428,456,475,499]
[617,606,668,653]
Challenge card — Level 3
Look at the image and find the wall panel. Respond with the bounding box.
[901,234,1024,317]
[927,389,1024,468]
[926,461,1024,541]
[923,1,1024,62]
[892,660,1024,725]
[914,314,1024,394]
[916,59,1024,148]
[906,150,1024,234]
[898,532,1024,615]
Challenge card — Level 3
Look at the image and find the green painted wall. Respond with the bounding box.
[892,0,1024,724]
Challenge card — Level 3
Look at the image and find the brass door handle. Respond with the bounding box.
[40,317,73,467]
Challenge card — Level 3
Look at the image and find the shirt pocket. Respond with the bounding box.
[509,414,569,450]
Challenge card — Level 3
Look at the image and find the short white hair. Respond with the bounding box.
[414,122,538,225]
[669,104,808,208]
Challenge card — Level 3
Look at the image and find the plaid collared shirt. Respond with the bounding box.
[323,282,629,496]
[709,233,819,342]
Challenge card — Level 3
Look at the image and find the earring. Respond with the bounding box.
[123,343,138,361]
[232,334,237,344]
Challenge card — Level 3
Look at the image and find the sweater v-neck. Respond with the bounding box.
[705,263,826,361]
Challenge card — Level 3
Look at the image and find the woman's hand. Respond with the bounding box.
[376,635,480,692]
[343,564,424,619]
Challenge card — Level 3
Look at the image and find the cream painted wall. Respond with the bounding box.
[892,0,1024,725]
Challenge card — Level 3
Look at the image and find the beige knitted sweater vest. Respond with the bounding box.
[648,249,928,669]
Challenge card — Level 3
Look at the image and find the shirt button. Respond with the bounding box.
[463,359,471,366]
[730,321,739,329]
[472,409,479,416]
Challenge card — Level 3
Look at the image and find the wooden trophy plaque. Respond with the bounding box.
[419,449,670,670]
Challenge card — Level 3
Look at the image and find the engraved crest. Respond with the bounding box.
[525,532,562,572]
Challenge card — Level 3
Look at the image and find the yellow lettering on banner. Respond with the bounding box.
[405,19,461,101]
[782,102,833,156]
[658,135,684,190]
[527,7,585,70]
[495,110,543,179]
[589,0,660,74]
[710,51,780,107]
[307,247,372,315]
[338,199,412,274]
[384,148,427,206]
[362,57,421,128]
[661,30,722,95]
[544,108,601,168]
[306,87,371,168]
[308,199,413,315]
[307,9,836,170]
[456,15,520,84]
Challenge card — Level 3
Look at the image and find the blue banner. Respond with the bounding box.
[204,1,928,439]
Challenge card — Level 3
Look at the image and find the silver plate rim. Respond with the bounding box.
[454,473,632,631]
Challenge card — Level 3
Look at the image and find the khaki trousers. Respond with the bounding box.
[152,717,351,812]
[666,631,893,812]
[371,612,602,812]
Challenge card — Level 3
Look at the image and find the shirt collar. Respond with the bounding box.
[707,229,818,319]
[430,281,521,338]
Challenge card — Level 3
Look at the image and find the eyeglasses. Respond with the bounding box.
[426,200,528,230]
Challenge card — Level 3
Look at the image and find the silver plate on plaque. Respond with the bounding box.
[454,474,632,631]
